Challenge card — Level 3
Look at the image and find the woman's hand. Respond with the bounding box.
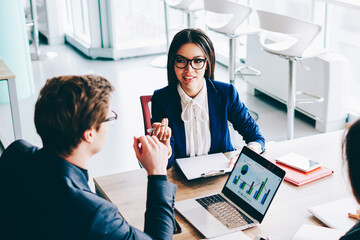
[228,154,239,169]
[228,147,256,168]
[151,118,172,157]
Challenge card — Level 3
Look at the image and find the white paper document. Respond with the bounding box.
[175,153,232,180]
[308,197,358,231]
[293,224,345,240]
[204,230,251,240]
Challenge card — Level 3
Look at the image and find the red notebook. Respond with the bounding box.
[271,160,334,186]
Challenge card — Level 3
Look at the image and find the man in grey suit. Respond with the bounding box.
[0,75,177,240]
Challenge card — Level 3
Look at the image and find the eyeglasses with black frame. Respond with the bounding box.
[102,110,118,123]
[174,56,207,70]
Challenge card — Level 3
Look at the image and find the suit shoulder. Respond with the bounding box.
[152,86,176,105]
[210,79,236,95]
[0,140,39,186]
[153,85,172,97]
[1,139,38,160]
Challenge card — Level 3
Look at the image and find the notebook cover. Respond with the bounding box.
[308,197,358,230]
[293,224,346,240]
[271,160,333,186]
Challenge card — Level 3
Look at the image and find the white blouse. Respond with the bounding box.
[177,80,263,156]
[177,80,211,157]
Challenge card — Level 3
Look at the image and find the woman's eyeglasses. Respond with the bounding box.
[102,110,118,123]
[174,56,207,70]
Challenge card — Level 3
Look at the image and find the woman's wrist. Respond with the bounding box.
[167,145,172,158]
[247,142,262,154]
[168,148,172,158]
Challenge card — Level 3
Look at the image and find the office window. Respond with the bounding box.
[326,4,360,113]
[64,0,90,44]
[252,0,313,19]
[59,0,360,114]
[110,0,165,49]
[63,0,167,59]
[64,0,73,33]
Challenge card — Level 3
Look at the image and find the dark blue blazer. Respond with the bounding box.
[340,220,360,240]
[151,78,265,168]
[0,140,177,240]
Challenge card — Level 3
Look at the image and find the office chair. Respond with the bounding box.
[256,10,324,139]
[140,95,152,136]
[139,95,183,227]
[203,0,260,84]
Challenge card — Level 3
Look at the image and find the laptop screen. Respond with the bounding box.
[222,147,285,222]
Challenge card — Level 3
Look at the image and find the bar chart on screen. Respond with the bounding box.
[227,155,282,214]
[233,173,271,205]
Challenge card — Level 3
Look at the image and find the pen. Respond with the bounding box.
[201,170,225,178]
[147,124,165,133]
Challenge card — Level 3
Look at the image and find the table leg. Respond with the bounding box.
[7,77,22,139]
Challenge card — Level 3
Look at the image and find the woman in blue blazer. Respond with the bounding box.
[151,28,265,168]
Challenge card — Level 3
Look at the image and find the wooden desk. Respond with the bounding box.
[94,131,352,240]
[0,58,22,140]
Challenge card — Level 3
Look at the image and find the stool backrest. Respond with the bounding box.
[204,0,252,34]
[256,10,321,57]
[166,0,199,10]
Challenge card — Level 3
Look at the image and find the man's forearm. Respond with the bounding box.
[144,177,177,240]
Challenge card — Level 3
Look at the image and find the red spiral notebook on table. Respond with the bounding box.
[269,160,334,186]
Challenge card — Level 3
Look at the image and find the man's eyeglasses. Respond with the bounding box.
[102,110,118,123]
[174,56,207,70]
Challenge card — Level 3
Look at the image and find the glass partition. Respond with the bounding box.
[61,0,360,114]
[64,0,167,59]
[111,1,165,50]
[326,3,360,112]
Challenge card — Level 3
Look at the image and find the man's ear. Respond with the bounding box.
[82,128,94,143]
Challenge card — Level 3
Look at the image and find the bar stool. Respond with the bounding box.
[256,10,324,139]
[166,0,203,27]
[150,0,203,68]
[203,0,260,84]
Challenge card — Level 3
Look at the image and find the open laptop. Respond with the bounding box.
[175,146,286,239]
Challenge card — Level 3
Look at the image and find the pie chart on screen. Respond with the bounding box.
[241,164,249,175]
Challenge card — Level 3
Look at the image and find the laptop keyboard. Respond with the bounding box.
[196,194,254,229]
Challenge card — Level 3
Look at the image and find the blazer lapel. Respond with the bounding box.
[207,79,222,153]
[167,86,187,157]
